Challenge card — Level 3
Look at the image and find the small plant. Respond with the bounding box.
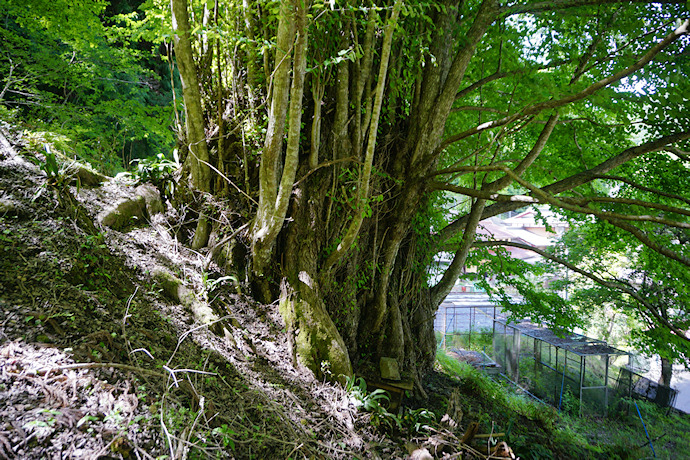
[28,144,79,191]
[36,145,60,180]
[343,376,434,434]
[344,376,389,411]
[131,151,179,202]
[212,424,237,450]
[402,407,436,434]
[201,273,239,301]
[559,389,580,416]
[320,360,333,380]
[73,232,112,287]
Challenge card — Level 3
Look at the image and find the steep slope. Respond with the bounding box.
[0,128,392,459]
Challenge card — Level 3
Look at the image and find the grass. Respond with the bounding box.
[435,348,690,459]
[436,330,494,353]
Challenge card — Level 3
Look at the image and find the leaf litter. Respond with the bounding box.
[0,127,396,459]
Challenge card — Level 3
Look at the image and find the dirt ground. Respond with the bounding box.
[0,128,412,459]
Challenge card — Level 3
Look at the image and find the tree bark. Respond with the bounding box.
[171,0,212,248]
[171,0,211,193]
[659,357,672,387]
[251,0,305,285]
[282,176,353,382]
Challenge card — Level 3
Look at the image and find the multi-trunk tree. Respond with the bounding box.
[159,0,690,389]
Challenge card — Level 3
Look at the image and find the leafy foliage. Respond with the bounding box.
[343,375,435,435]
[131,152,180,201]
[0,0,174,174]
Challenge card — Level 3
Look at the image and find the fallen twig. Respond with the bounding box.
[31,362,166,379]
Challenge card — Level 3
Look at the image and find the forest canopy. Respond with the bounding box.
[1,0,688,387]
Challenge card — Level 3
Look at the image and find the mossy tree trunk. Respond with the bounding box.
[171,0,212,248]
[162,0,690,386]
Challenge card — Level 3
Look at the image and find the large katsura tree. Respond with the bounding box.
[155,0,689,388]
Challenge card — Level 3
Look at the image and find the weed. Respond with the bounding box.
[27,143,81,193]
[130,152,179,202]
[343,376,435,435]
[212,424,237,450]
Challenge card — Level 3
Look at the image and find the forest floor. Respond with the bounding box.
[2,126,689,460]
[0,128,397,459]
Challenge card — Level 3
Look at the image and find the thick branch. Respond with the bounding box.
[272,5,308,236]
[451,106,508,114]
[466,166,690,265]
[251,0,306,275]
[431,181,690,221]
[253,0,294,242]
[171,0,211,192]
[438,129,690,242]
[484,112,559,192]
[430,199,487,307]
[429,182,537,203]
[495,167,690,230]
[410,0,500,166]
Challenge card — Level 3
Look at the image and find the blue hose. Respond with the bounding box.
[558,368,565,411]
[634,401,656,458]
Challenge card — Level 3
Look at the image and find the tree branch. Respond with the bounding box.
[410,0,500,166]
[484,113,560,192]
[429,181,537,203]
[501,0,686,16]
[430,199,487,307]
[666,146,690,162]
[474,240,690,340]
[451,106,508,114]
[455,60,572,100]
[607,219,690,267]
[324,0,402,270]
[562,196,690,218]
[494,168,690,229]
[438,129,690,242]
[438,19,689,154]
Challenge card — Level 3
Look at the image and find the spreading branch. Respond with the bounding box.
[437,19,689,154]
[596,174,690,204]
[438,129,690,242]
[492,166,690,230]
[475,240,690,340]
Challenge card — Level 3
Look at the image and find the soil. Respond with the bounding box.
[0,129,403,459]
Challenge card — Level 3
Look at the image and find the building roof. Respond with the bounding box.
[495,319,629,357]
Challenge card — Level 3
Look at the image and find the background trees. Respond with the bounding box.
[0,0,173,173]
[2,0,688,388]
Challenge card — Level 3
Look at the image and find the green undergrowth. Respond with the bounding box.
[434,349,690,459]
